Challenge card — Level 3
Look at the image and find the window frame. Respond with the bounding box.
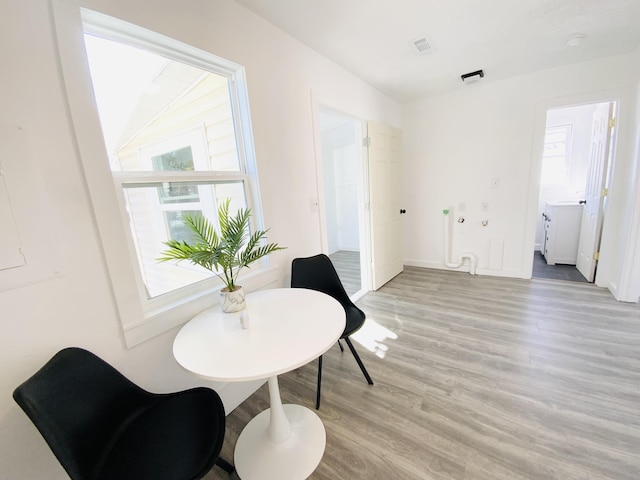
[52,2,278,346]
[118,126,220,300]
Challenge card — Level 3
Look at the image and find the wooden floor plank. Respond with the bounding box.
[205,267,640,480]
[329,250,361,296]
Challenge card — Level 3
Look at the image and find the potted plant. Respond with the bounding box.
[158,198,285,313]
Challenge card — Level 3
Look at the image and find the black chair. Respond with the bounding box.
[13,347,234,480]
[291,254,373,409]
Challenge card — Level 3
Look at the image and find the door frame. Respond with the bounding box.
[310,94,372,298]
[533,100,616,281]
[524,90,622,284]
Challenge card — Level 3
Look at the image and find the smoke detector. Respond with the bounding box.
[567,33,585,47]
[410,36,435,55]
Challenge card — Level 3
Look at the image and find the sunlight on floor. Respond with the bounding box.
[350,318,398,358]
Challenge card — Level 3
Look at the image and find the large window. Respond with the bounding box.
[541,124,573,185]
[53,6,272,345]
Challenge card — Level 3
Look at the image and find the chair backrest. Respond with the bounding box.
[291,254,353,308]
[13,347,153,480]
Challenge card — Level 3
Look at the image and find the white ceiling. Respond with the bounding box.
[234,0,640,103]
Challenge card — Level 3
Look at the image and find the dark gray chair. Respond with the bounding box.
[291,254,373,409]
[13,347,234,479]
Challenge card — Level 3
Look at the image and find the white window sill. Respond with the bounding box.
[123,265,281,347]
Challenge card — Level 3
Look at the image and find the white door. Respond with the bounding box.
[367,121,403,289]
[576,102,614,282]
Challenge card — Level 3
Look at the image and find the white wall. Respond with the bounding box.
[0,0,400,478]
[613,47,640,302]
[402,54,640,294]
[3,2,639,477]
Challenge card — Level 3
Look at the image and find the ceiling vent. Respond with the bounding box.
[411,37,434,55]
[461,69,484,83]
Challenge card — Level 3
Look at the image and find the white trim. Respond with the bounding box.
[113,171,249,184]
[616,91,640,302]
[81,9,243,78]
[404,259,524,279]
[523,88,631,292]
[51,1,269,345]
[124,265,281,347]
[310,90,373,296]
[52,0,146,336]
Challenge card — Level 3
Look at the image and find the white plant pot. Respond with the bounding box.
[220,286,246,313]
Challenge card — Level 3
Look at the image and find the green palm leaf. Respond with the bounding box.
[157,198,285,291]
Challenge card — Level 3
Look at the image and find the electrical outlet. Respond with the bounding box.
[481,202,489,212]
[491,177,500,189]
[310,198,319,213]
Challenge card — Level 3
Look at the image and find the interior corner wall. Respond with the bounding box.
[615,47,640,302]
[401,53,637,287]
[0,0,400,478]
[595,51,640,299]
[630,50,640,301]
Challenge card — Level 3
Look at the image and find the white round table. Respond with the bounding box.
[173,288,346,480]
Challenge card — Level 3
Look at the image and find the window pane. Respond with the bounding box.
[165,210,201,242]
[541,125,572,185]
[157,182,200,205]
[152,146,195,172]
[122,181,247,298]
[84,34,241,172]
[213,182,248,212]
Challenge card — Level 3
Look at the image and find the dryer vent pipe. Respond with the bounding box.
[443,209,477,275]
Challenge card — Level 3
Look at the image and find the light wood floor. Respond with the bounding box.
[206,266,640,480]
[329,250,361,296]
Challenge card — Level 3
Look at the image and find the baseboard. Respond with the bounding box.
[403,259,526,279]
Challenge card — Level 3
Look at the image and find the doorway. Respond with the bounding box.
[318,107,370,298]
[533,101,617,283]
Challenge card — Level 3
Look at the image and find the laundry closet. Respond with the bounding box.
[535,100,616,280]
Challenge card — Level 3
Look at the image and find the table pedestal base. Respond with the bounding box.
[234,404,326,480]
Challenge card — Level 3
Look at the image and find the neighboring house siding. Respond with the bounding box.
[117,74,237,170]
[114,72,239,297]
